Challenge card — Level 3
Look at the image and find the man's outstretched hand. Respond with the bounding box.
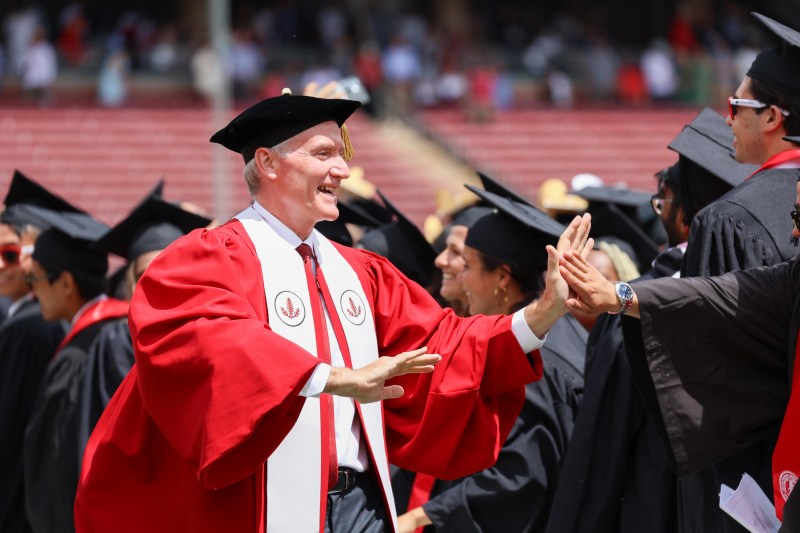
[324,347,441,404]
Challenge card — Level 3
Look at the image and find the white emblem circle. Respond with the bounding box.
[780,470,798,501]
[274,291,306,327]
[340,290,366,325]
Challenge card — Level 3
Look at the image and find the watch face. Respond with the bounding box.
[618,284,633,300]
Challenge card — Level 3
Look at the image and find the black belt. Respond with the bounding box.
[328,467,364,494]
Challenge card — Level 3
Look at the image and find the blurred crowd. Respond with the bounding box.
[0,0,781,113]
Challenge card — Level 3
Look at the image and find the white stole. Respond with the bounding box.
[235,206,397,532]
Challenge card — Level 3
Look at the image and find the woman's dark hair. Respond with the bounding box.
[749,78,800,136]
[478,251,545,312]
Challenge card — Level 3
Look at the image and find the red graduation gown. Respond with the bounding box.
[75,220,541,532]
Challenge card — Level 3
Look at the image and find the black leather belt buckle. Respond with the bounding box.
[329,467,359,494]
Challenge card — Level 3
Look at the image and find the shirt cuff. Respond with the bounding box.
[300,363,331,397]
[511,309,546,353]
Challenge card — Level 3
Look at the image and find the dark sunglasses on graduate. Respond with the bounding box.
[728,96,790,121]
[0,244,21,266]
[24,270,61,287]
[650,194,673,216]
[791,204,800,247]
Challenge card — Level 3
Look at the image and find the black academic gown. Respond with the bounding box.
[0,298,66,533]
[411,313,586,533]
[627,255,800,531]
[0,295,10,325]
[23,316,134,533]
[677,166,800,532]
[545,247,684,533]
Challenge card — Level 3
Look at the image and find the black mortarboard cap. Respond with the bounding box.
[477,171,532,206]
[572,185,651,207]
[785,136,800,144]
[464,185,565,269]
[316,200,384,246]
[451,205,493,228]
[747,13,800,99]
[668,108,757,187]
[357,191,437,286]
[31,210,109,278]
[210,93,360,163]
[96,182,212,260]
[1,170,87,229]
[572,186,661,267]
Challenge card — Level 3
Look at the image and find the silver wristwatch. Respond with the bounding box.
[608,281,634,315]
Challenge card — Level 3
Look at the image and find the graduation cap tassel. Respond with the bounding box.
[341,124,355,162]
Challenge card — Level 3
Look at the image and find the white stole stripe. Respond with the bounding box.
[314,237,397,527]
[234,206,397,531]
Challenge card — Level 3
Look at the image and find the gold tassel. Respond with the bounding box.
[341,124,355,161]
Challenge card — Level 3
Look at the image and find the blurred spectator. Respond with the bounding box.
[668,2,699,53]
[316,2,348,49]
[433,56,468,107]
[97,45,129,107]
[57,1,88,66]
[21,28,57,105]
[2,2,40,76]
[382,33,421,111]
[190,39,225,102]
[149,24,180,73]
[299,60,341,92]
[229,26,264,100]
[583,33,620,101]
[640,39,678,102]
[616,60,648,105]
[547,68,574,107]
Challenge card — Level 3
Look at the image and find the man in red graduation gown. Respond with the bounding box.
[75,91,592,533]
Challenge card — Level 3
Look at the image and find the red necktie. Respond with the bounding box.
[296,243,339,491]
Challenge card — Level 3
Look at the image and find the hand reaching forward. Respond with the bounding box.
[324,347,441,404]
[559,248,640,317]
[524,213,594,338]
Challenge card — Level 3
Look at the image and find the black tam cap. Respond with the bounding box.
[96,182,212,260]
[357,191,437,286]
[210,93,361,163]
[747,13,800,99]
[572,186,661,268]
[451,205,493,228]
[464,185,565,270]
[31,211,109,278]
[1,170,87,229]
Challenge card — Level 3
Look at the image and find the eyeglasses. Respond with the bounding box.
[728,96,790,120]
[650,194,674,216]
[24,271,60,287]
[0,244,21,266]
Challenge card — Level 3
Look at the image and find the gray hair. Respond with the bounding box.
[242,139,292,197]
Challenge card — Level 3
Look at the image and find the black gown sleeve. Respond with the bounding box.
[632,257,797,475]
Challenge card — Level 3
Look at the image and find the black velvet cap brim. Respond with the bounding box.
[210,95,360,162]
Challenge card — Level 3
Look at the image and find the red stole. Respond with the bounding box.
[748,149,800,179]
[56,298,129,353]
[772,335,800,519]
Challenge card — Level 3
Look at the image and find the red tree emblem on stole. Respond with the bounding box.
[281,297,301,319]
[346,297,362,318]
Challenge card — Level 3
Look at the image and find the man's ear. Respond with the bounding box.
[60,271,77,297]
[764,105,788,134]
[254,147,278,180]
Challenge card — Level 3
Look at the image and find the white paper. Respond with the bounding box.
[719,473,781,533]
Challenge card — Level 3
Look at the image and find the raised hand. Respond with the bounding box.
[559,248,628,315]
[324,347,441,404]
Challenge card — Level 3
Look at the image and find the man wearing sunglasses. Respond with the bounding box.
[0,173,69,533]
[629,13,800,533]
